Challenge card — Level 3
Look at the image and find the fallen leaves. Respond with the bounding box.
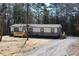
[0,36,50,56]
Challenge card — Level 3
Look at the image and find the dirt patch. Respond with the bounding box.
[0,36,50,56]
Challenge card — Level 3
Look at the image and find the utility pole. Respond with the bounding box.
[19,3,29,50]
[26,3,29,40]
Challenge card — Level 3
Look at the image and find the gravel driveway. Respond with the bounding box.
[16,36,79,56]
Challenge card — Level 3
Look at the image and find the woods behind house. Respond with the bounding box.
[0,3,79,36]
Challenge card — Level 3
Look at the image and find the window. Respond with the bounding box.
[40,27,44,33]
[30,27,33,32]
[44,28,51,33]
[58,28,61,33]
[33,27,40,32]
[14,27,19,32]
[51,28,54,32]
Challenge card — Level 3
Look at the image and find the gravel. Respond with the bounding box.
[16,36,79,56]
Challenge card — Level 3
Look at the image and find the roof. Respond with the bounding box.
[10,24,62,28]
[29,24,62,28]
[10,24,26,27]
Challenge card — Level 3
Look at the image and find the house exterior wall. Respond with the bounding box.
[10,24,62,37]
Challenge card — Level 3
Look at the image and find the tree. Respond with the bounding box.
[42,4,49,24]
[13,3,26,24]
[0,3,8,41]
[30,3,44,24]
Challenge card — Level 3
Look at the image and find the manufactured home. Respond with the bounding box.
[10,24,65,38]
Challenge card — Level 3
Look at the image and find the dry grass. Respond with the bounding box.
[0,36,50,56]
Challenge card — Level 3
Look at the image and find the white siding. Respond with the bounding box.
[11,27,14,31]
[23,27,26,32]
[44,28,51,33]
[54,28,58,33]
[33,28,40,32]
[19,27,22,31]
